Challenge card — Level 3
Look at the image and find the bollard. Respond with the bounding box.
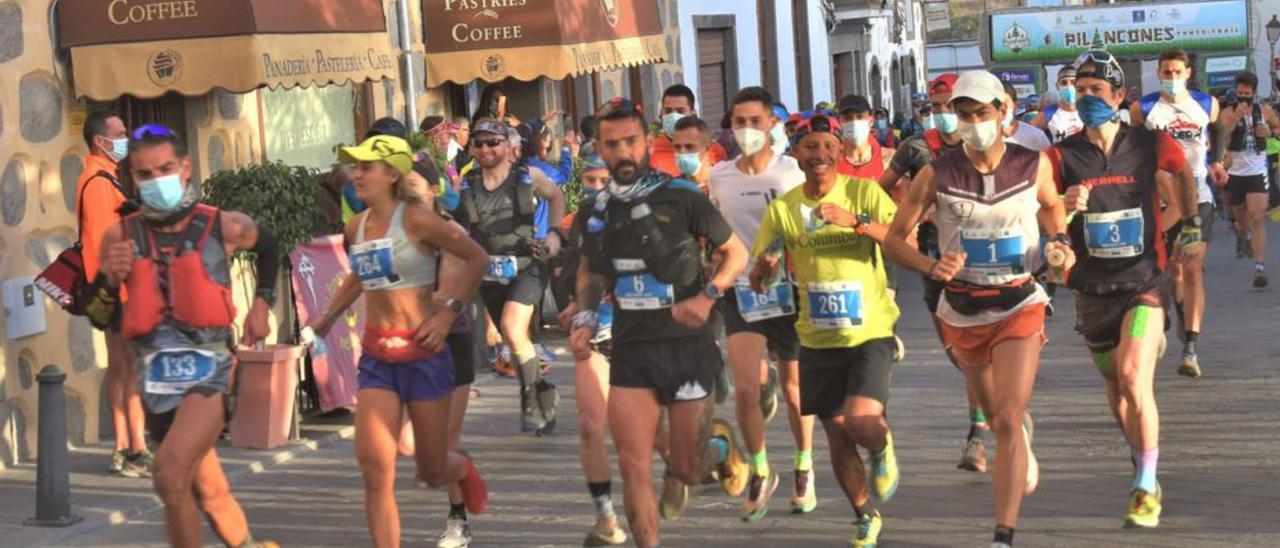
[24,365,83,527]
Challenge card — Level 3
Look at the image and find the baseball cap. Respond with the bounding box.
[838,94,872,114]
[471,117,507,137]
[929,73,959,96]
[365,117,408,140]
[772,103,789,120]
[1056,67,1078,83]
[339,135,414,174]
[950,71,1006,105]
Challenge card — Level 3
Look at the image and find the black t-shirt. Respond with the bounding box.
[578,181,734,342]
[888,130,962,180]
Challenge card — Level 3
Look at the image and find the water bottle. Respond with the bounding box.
[1258,116,1270,154]
[1045,246,1069,285]
[1244,108,1257,153]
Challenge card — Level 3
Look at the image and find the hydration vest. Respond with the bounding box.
[120,204,236,340]
[922,129,946,159]
[459,164,538,256]
[1227,103,1266,153]
[590,177,705,289]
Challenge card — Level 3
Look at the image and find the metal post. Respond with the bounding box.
[24,366,83,527]
[397,0,419,129]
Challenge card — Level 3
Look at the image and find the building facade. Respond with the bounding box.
[827,0,928,118]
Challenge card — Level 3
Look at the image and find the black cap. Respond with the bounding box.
[838,94,872,115]
[365,117,407,140]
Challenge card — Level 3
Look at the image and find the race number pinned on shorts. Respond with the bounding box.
[143,348,218,395]
[807,281,863,329]
[483,255,519,283]
[615,273,675,310]
[1084,208,1144,258]
[350,238,399,289]
[735,283,796,322]
[960,228,1026,276]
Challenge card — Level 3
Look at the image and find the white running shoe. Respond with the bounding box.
[437,517,472,548]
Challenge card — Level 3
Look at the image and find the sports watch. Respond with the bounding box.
[442,298,465,315]
[703,284,724,300]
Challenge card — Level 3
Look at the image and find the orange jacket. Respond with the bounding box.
[649,135,728,177]
[76,154,126,281]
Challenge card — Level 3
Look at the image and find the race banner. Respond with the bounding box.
[990,0,1248,63]
[290,235,363,412]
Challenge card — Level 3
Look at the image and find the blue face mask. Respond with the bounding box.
[138,173,186,212]
[106,137,129,162]
[1076,95,1119,128]
[675,152,702,176]
[934,112,959,134]
[769,122,787,145]
[875,119,888,130]
[922,115,937,130]
[662,112,685,137]
[1058,86,1077,107]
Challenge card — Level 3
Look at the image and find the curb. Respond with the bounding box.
[33,424,356,547]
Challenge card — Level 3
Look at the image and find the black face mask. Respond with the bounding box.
[1238,95,1254,105]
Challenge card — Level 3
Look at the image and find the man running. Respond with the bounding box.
[1050,49,1202,528]
[1033,67,1084,144]
[570,97,747,548]
[708,86,816,520]
[879,74,994,474]
[883,70,1070,548]
[837,94,895,181]
[457,118,566,433]
[749,112,901,548]
[651,84,728,177]
[1000,81,1052,152]
[89,125,278,547]
[1218,71,1276,288]
[1129,49,1225,378]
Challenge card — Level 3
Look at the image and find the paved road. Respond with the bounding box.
[40,230,1280,547]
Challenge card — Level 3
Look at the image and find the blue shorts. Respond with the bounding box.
[357,352,456,403]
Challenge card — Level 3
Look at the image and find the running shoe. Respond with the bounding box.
[583,514,627,546]
[457,452,489,514]
[711,418,750,497]
[122,451,154,479]
[659,472,690,520]
[849,510,883,548]
[1022,414,1039,496]
[108,449,127,474]
[870,431,899,502]
[957,437,988,474]
[437,517,472,548]
[760,365,779,424]
[1177,352,1202,378]
[536,342,557,364]
[992,543,1012,548]
[790,468,817,514]
[490,345,516,378]
[741,472,779,522]
[1254,271,1269,288]
[1123,483,1162,529]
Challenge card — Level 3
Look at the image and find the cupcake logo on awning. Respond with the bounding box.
[148,49,183,86]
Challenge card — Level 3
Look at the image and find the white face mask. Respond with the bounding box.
[734,127,768,156]
[957,119,1002,152]
[846,120,872,145]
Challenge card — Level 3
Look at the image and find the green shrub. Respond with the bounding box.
[202,162,321,259]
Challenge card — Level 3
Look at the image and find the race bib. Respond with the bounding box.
[1084,208,1144,258]
[615,273,675,310]
[807,281,863,329]
[350,238,399,289]
[734,283,796,322]
[144,348,218,395]
[483,255,519,283]
[961,228,1026,276]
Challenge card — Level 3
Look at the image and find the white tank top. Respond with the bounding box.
[1145,97,1212,203]
[708,153,805,285]
[1047,106,1083,143]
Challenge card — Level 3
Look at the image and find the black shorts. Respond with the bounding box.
[611,335,721,406]
[1228,174,1269,206]
[480,259,547,321]
[447,296,485,386]
[720,289,800,361]
[798,338,896,419]
[1074,275,1169,354]
[147,386,231,445]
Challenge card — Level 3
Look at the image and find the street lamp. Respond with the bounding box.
[1267,15,1280,100]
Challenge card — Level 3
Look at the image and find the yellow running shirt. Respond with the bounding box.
[752,174,899,349]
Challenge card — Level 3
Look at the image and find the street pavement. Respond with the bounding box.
[6,227,1280,547]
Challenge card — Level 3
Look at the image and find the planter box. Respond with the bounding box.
[230,345,304,450]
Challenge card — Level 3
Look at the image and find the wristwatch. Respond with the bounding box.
[702,284,724,300]
[442,298,465,315]
[1184,214,1203,229]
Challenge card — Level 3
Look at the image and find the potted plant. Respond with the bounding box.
[203,162,321,449]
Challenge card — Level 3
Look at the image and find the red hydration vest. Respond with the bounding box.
[121,204,237,340]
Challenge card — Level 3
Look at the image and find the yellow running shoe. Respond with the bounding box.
[849,510,882,548]
[712,418,749,497]
[659,471,690,520]
[870,431,900,502]
[1124,484,1162,529]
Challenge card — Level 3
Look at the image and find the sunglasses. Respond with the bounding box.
[792,114,843,138]
[597,97,644,118]
[472,138,507,149]
[131,123,176,140]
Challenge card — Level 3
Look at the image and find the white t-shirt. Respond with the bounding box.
[1145,95,1213,203]
[1005,121,1052,151]
[708,153,805,285]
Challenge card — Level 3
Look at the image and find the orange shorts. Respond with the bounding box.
[938,303,1047,368]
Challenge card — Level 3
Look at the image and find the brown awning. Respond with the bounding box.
[423,0,668,87]
[58,0,398,100]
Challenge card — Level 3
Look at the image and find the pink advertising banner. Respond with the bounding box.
[290,235,363,411]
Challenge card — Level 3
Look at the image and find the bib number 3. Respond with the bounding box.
[144,349,218,395]
[1084,209,1144,258]
[807,281,863,329]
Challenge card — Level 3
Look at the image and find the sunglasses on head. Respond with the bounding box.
[472,138,507,149]
[792,114,843,138]
[131,123,176,140]
[597,97,644,118]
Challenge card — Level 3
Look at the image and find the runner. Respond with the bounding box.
[708,86,816,520]
[1129,49,1225,378]
[1000,81,1052,152]
[456,118,566,433]
[883,70,1070,548]
[88,124,282,547]
[1032,67,1084,144]
[305,134,491,547]
[837,94,895,181]
[569,97,748,547]
[879,74,994,475]
[651,84,729,177]
[1049,49,1204,530]
[671,115,718,190]
[748,112,901,547]
[1218,71,1276,288]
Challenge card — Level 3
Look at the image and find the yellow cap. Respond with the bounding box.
[339,135,413,174]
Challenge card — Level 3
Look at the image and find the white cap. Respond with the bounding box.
[950,71,1006,105]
